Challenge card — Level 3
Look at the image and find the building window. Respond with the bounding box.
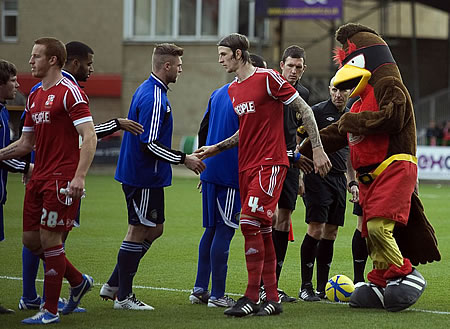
[239,0,264,40]
[124,0,265,42]
[1,0,18,42]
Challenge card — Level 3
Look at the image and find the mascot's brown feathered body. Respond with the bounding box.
[299,23,440,312]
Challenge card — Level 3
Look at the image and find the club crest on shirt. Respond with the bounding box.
[234,101,255,116]
[45,95,55,108]
[348,133,364,145]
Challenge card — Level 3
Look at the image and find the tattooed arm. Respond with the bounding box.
[289,96,331,177]
[194,130,239,160]
[0,132,35,161]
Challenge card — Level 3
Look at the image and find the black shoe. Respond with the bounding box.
[255,300,283,316]
[224,296,259,317]
[0,305,14,314]
[278,288,297,303]
[315,290,326,300]
[299,283,320,302]
[259,286,267,303]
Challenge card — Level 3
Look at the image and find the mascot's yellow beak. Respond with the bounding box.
[334,64,371,98]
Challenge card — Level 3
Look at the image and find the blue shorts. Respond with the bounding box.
[122,184,165,227]
[202,181,240,229]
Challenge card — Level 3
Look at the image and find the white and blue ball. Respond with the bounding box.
[325,274,355,302]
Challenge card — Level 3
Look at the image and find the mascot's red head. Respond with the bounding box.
[333,23,401,98]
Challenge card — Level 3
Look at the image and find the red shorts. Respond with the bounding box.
[23,179,80,232]
[239,165,287,226]
[359,161,417,237]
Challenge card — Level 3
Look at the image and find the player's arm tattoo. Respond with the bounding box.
[289,96,322,149]
[0,143,19,160]
[217,130,239,151]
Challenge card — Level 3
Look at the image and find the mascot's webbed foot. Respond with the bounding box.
[349,282,385,309]
[384,268,427,312]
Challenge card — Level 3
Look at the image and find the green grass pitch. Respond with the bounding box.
[1,173,449,328]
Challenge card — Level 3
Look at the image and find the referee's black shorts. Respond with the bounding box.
[353,202,363,216]
[302,173,347,226]
[278,166,300,211]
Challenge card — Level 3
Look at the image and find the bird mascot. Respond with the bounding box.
[298,23,440,312]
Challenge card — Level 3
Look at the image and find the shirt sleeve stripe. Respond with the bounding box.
[148,86,162,143]
[73,116,93,126]
[95,120,118,133]
[283,92,299,105]
[147,143,182,163]
[63,90,68,111]
[61,78,84,104]
[268,70,286,87]
[3,159,26,171]
[266,76,274,98]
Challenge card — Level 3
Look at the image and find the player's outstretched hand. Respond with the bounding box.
[184,154,206,175]
[312,146,332,178]
[293,154,313,173]
[193,145,220,160]
[117,118,144,135]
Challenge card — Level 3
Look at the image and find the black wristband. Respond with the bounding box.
[348,180,359,188]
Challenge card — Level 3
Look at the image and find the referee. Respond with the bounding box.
[298,76,351,301]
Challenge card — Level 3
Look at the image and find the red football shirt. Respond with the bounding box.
[23,77,93,180]
[228,68,298,172]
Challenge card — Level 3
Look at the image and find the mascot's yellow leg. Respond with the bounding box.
[366,217,403,270]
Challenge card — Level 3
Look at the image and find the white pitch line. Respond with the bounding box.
[1,275,449,315]
[0,275,242,297]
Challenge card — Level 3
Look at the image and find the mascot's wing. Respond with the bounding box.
[338,78,412,136]
[394,192,441,266]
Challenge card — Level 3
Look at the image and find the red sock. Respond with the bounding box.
[241,222,264,303]
[64,257,83,287]
[261,226,278,301]
[367,268,387,287]
[43,245,66,314]
[384,258,413,280]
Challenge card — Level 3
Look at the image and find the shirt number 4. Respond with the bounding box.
[248,196,259,213]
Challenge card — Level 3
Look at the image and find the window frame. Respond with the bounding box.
[123,0,267,43]
[1,0,18,42]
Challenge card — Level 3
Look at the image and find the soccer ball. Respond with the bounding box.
[325,274,355,302]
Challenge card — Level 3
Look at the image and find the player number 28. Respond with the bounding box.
[41,208,59,228]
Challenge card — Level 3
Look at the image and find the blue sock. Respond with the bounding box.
[193,227,214,293]
[117,241,143,301]
[210,224,235,299]
[22,246,41,300]
[108,239,151,287]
